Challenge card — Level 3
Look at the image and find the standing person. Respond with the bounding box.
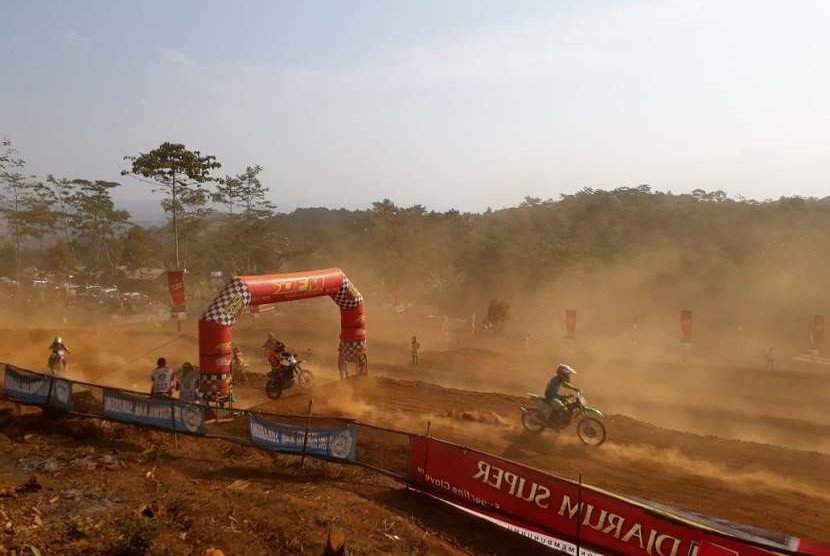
[765,347,775,370]
[179,362,200,404]
[231,346,249,385]
[150,357,178,398]
[411,336,420,365]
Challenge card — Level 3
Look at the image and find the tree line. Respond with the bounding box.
[3,135,830,334]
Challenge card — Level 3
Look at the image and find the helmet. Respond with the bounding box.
[54,336,62,344]
[181,362,194,373]
[556,364,576,381]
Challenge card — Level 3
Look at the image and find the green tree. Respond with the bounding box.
[0,140,55,273]
[45,175,77,243]
[43,242,77,274]
[120,225,153,270]
[215,165,274,217]
[123,142,221,269]
[66,180,130,273]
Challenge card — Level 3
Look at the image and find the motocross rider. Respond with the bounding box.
[543,364,579,421]
[50,336,70,356]
[49,336,70,370]
[268,340,292,385]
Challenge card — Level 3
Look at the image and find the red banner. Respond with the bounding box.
[565,309,577,340]
[809,315,825,351]
[680,310,693,344]
[408,437,827,556]
[167,270,186,313]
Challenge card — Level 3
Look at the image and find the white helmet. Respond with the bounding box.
[556,364,576,381]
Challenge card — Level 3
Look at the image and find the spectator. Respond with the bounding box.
[151,357,178,397]
[411,336,420,365]
[179,362,200,403]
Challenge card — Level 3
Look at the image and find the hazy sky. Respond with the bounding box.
[2,0,828,218]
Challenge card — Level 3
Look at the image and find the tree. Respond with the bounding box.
[66,180,130,273]
[0,139,54,273]
[121,226,153,270]
[123,142,221,269]
[45,175,77,243]
[43,242,77,274]
[215,165,274,218]
[209,164,282,274]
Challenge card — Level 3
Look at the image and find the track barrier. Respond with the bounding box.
[1,363,828,556]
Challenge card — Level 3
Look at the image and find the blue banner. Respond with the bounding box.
[248,414,357,461]
[4,365,73,411]
[102,388,205,435]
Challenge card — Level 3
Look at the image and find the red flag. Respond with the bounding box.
[680,310,693,343]
[167,270,186,314]
[565,309,576,340]
[810,314,825,351]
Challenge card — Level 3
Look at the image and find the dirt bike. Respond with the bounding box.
[47,349,67,375]
[265,353,314,399]
[520,391,607,446]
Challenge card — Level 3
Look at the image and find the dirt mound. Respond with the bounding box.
[0,401,555,556]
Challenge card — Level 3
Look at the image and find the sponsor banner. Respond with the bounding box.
[4,365,73,411]
[247,414,357,461]
[408,437,812,556]
[809,315,825,351]
[414,487,608,556]
[680,310,693,344]
[167,270,186,314]
[565,310,577,340]
[102,389,205,435]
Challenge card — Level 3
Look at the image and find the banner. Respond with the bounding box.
[4,365,73,411]
[565,309,577,340]
[248,414,357,461]
[102,389,205,435]
[809,315,825,351]
[407,437,826,556]
[680,310,693,344]
[167,270,186,315]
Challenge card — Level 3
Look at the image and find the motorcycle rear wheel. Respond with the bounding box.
[265,381,283,400]
[576,417,606,446]
[521,409,545,433]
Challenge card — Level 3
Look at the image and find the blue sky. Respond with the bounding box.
[2,0,829,219]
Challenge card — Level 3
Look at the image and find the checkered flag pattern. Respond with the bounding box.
[201,279,252,326]
[330,276,363,310]
[339,340,367,362]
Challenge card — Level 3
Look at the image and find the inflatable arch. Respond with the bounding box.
[198,268,367,400]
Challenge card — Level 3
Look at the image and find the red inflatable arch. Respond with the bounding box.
[198,268,367,401]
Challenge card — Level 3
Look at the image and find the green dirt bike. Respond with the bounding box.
[520,391,607,446]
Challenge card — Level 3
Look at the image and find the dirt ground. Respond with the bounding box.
[0,304,829,554]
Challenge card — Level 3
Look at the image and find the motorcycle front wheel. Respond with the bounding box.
[576,417,606,446]
[297,369,314,389]
[521,409,546,433]
[265,381,283,400]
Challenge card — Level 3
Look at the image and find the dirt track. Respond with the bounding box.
[1,307,829,552]
[254,375,830,543]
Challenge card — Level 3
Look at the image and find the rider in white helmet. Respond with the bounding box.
[543,364,579,420]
